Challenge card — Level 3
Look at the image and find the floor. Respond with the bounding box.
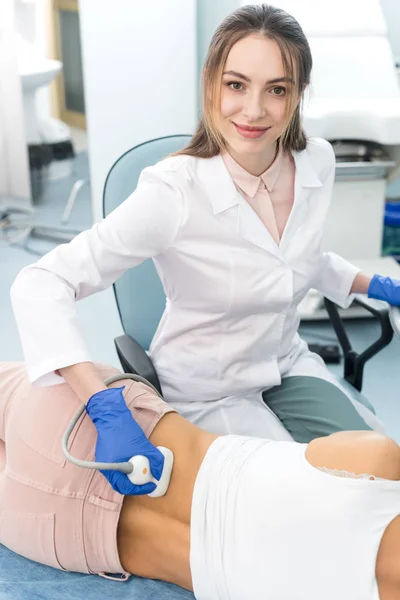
[1,131,400,442]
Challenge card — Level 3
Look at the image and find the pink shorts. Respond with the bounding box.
[0,362,176,579]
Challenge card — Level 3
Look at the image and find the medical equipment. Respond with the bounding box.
[62,372,174,498]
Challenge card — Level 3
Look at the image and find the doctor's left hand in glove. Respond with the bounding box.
[368,274,400,306]
[86,386,165,495]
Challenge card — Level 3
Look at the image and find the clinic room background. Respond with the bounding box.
[2,0,400,442]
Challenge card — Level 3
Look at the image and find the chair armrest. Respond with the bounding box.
[114,334,162,394]
[324,296,393,392]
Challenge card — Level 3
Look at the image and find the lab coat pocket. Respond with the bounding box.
[0,509,65,570]
[15,383,85,467]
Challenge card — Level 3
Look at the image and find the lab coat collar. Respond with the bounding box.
[196,142,322,216]
[292,145,323,189]
[196,154,240,215]
[194,143,323,259]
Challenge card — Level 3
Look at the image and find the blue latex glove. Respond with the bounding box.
[368,274,400,305]
[86,386,165,495]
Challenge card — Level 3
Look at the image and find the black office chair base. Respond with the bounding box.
[325,296,393,391]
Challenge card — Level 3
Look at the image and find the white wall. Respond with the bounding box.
[197,0,239,75]
[79,0,198,222]
[0,0,31,208]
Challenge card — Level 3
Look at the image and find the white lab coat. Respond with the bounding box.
[11,137,377,439]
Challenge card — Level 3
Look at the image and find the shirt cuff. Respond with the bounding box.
[28,352,92,387]
[314,252,360,308]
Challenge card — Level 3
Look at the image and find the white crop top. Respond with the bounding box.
[190,435,400,600]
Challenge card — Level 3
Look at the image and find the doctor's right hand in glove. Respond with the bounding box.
[86,386,165,495]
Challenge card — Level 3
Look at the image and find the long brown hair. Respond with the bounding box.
[172,3,312,159]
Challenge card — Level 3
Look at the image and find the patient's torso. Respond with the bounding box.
[117,411,218,591]
[190,435,400,600]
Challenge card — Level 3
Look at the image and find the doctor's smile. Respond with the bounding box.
[232,122,271,139]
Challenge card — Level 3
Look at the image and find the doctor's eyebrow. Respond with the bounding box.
[222,70,294,85]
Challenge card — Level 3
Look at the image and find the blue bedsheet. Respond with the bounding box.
[0,544,195,600]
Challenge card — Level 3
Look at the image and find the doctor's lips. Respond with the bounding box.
[232,122,271,139]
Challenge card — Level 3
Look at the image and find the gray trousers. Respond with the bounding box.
[262,376,377,443]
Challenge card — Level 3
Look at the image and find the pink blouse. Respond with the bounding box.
[221,146,296,245]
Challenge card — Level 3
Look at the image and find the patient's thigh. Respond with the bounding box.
[0,440,5,471]
[305,431,400,481]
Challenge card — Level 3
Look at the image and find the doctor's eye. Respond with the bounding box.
[271,86,286,96]
[227,81,244,91]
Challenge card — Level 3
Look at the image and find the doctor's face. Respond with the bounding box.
[216,34,297,163]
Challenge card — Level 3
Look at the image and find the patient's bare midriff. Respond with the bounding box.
[117,412,218,591]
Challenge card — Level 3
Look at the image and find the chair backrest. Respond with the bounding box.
[103,135,191,350]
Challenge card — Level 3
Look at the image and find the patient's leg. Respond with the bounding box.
[0,363,31,471]
[0,360,216,589]
[0,363,31,441]
[0,440,4,471]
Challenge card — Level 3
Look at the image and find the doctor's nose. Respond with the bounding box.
[242,92,266,123]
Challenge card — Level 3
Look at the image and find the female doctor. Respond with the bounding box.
[10,4,400,455]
